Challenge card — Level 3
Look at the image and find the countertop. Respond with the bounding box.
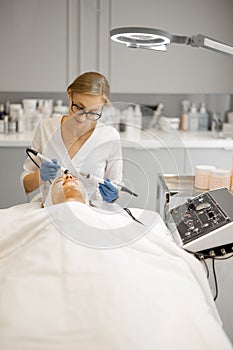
[0,131,33,147]
[0,129,233,149]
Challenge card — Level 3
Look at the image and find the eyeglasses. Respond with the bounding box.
[71,102,103,121]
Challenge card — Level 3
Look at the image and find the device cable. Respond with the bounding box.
[123,208,145,225]
[184,248,233,301]
[26,148,52,184]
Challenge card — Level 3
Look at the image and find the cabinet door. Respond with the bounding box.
[118,147,185,210]
[110,0,233,93]
[0,0,68,91]
[0,147,29,208]
[184,148,233,174]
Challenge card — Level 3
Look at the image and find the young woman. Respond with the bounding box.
[21,72,122,204]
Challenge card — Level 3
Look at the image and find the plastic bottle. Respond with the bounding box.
[134,105,142,134]
[4,115,9,134]
[17,107,24,133]
[0,104,5,133]
[52,100,68,117]
[149,103,164,129]
[118,109,128,132]
[199,102,209,131]
[23,99,37,131]
[189,103,199,132]
[119,118,126,132]
[181,100,190,131]
[125,106,135,138]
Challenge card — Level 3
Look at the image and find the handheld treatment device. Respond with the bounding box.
[26,148,69,175]
[79,171,138,197]
[26,149,138,197]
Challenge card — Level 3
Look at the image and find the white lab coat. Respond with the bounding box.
[21,116,123,203]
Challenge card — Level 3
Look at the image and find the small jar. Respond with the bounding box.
[209,169,231,190]
[195,165,216,190]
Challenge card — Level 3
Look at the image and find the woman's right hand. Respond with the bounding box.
[40,159,60,181]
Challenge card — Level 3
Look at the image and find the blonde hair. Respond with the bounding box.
[67,71,110,103]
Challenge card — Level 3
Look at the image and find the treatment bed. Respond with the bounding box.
[0,201,232,350]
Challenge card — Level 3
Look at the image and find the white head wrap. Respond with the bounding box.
[44,177,89,207]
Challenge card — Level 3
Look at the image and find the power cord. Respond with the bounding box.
[26,148,52,184]
[26,148,40,169]
[184,248,233,301]
[123,208,145,225]
[212,258,218,301]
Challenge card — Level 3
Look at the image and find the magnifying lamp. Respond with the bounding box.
[110,27,233,57]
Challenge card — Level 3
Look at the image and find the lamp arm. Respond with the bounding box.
[189,34,233,57]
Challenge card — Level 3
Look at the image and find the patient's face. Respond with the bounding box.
[51,174,86,204]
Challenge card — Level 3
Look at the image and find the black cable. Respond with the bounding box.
[26,148,40,169]
[123,208,145,225]
[184,248,233,301]
[26,148,52,184]
[202,258,210,279]
[212,258,218,301]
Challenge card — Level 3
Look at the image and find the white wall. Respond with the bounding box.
[0,0,68,91]
[110,0,233,93]
[0,0,232,93]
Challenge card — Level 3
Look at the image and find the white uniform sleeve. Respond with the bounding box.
[20,121,43,191]
[89,128,123,205]
[104,136,123,184]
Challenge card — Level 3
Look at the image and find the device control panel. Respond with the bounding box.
[168,188,233,251]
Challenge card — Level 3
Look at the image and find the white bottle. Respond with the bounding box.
[149,103,164,129]
[52,100,66,118]
[134,105,142,128]
[125,106,135,139]
[0,104,5,133]
[198,102,209,131]
[17,107,24,133]
[181,100,190,131]
[189,103,199,132]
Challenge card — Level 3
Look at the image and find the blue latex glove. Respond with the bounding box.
[99,178,119,203]
[40,158,60,181]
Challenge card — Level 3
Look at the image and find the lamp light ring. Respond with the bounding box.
[110,27,172,46]
[110,26,233,57]
[110,27,191,46]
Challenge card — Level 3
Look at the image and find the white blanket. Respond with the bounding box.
[0,202,232,350]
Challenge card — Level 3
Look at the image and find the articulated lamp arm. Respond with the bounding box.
[110,27,233,58]
[190,34,233,57]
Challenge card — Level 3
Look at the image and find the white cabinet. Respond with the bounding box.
[118,146,185,210]
[0,0,68,92]
[184,148,233,174]
[0,147,29,208]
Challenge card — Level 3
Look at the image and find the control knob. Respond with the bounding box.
[187,198,195,210]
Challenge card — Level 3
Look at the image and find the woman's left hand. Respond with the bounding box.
[99,179,119,203]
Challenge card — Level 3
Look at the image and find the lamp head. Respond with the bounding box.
[110,27,190,51]
[110,27,233,57]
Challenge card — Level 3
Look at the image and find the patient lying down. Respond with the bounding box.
[44,173,150,248]
[44,173,87,206]
[0,177,232,349]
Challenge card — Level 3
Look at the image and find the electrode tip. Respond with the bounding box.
[121,186,138,197]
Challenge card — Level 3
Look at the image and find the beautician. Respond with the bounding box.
[21,72,122,204]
